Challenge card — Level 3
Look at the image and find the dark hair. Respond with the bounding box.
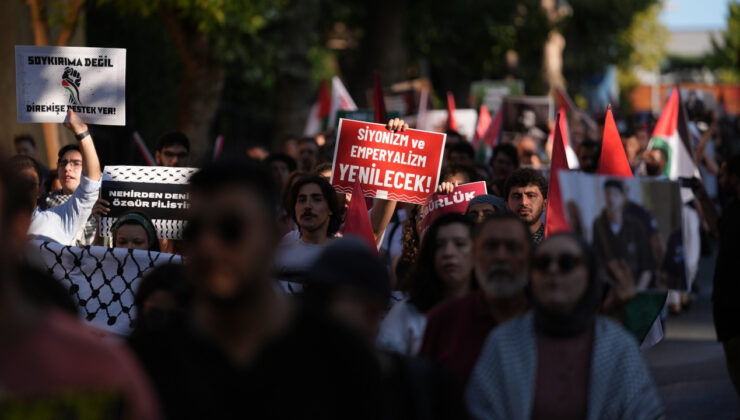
[266,153,297,173]
[727,153,740,179]
[651,146,669,163]
[313,162,333,176]
[155,131,190,153]
[57,144,81,161]
[112,211,160,252]
[447,141,475,160]
[398,205,422,290]
[5,155,43,215]
[290,176,341,237]
[473,212,531,246]
[14,134,35,148]
[189,159,279,223]
[490,143,519,168]
[297,136,318,147]
[440,164,481,184]
[445,130,465,143]
[603,179,625,194]
[134,264,192,315]
[504,167,548,200]
[408,213,475,313]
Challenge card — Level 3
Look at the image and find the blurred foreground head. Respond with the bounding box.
[304,237,390,342]
[184,159,279,305]
[473,214,531,298]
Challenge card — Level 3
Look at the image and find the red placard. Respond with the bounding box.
[419,181,488,233]
[330,119,446,204]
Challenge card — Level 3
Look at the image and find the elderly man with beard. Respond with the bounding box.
[504,168,548,244]
[419,214,531,387]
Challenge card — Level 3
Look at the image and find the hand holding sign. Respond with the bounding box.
[331,119,446,204]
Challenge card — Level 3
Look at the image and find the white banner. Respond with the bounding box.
[33,240,182,335]
[15,45,126,126]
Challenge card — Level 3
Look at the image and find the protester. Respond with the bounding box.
[300,237,467,419]
[517,136,542,168]
[576,139,601,173]
[39,143,97,246]
[265,152,297,194]
[0,152,160,420]
[110,211,161,251]
[446,141,476,167]
[489,143,519,196]
[391,204,422,289]
[154,131,190,167]
[10,109,101,245]
[504,168,548,244]
[466,194,506,224]
[467,233,663,419]
[440,164,480,185]
[14,133,37,157]
[642,146,668,178]
[713,154,740,398]
[420,214,530,387]
[130,264,192,334]
[379,213,475,356]
[297,136,320,171]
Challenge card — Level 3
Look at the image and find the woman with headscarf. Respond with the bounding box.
[111,212,160,252]
[467,233,663,420]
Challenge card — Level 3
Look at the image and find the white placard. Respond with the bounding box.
[15,45,126,126]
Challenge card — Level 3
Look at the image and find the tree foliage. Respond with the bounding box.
[706,1,740,83]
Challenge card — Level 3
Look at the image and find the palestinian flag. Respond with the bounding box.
[328,76,358,129]
[303,79,331,136]
[648,88,700,181]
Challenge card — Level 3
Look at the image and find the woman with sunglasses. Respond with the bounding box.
[467,233,663,420]
[379,213,476,356]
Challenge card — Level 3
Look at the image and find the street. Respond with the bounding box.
[644,254,739,419]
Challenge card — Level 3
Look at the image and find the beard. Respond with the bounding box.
[475,264,528,298]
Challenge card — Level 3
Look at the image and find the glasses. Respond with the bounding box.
[58,159,82,167]
[183,213,246,245]
[163,151,189,159]
[532,253,584,274]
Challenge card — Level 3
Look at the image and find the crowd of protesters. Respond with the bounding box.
[0,95,739,419]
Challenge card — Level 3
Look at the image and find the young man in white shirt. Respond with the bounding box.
[14,109,102,245]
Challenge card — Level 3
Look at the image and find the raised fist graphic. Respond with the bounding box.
[62,67,82,105]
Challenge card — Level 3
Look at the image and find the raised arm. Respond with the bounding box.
[64,109,101,181]
[369,118,408,244]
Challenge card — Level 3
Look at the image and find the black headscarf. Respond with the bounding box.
[532,233,603,338]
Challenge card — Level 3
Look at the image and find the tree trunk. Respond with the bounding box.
[162,11,224,161]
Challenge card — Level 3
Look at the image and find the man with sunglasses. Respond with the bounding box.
[419,214,531,388]
[154,131,191,167]
[21,109,102,245]
[38,143,97,246]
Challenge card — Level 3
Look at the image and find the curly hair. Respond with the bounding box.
[290,176,342,237]
[503,167,548,200]
[397,205,421,290]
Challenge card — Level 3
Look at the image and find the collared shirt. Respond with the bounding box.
[419,291,499,387]
[531,223,545,245]
[40,189,97,247]
[28,175,101,245]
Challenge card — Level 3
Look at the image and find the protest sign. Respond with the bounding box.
[419,181,487,233]
[501,96,553,142]
[330,119,446,204]
[34,240,181,335]
[15,45,126,125]
[100,166,197,239]
[558,171,688,291]
[419,109,478,141]
[469,79,524,111]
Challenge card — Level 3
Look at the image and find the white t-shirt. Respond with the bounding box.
[377,299,426,356]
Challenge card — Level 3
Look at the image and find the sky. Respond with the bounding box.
[660,0,731,30]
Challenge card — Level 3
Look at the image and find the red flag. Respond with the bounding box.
[213,135,224,160]
[342,182,377,254]
[545,111,571,238]
[479,107,503,148]
[132,132,156,166]
[318,79,330,119]
[446,91,459,131]
[373,71,387,124]
[473,105,491,147]
[597,107,633,177]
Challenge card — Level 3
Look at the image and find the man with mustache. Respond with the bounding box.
[504,168,548,244]
[419,214,531,387]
